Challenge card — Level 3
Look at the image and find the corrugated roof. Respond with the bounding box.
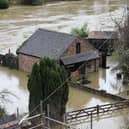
[18,29,76,59]
[88,31,117,39]
[61,51,99,65]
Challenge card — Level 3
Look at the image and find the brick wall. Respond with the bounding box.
[86,59,99,73]
[62,38,96,57]
[18,38,99,73]
[18,54,40,73]
[62,37,99,76]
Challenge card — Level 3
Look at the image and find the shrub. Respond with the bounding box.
[0,0,9,9]
[2,53,18,69]
[71,24,89,37]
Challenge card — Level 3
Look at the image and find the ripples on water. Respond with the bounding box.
[0,0,127,54]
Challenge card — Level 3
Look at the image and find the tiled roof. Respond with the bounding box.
[18,29,76,59]
[88,31,117,39]
[61,50,99,65]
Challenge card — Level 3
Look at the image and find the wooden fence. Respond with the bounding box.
[66,100,129,123]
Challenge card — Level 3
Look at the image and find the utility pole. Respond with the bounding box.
[47,104,50,129]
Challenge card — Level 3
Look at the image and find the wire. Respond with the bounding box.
[40,31,121,110]
[22,33,116,123]
[21,60,88,123]
[28,123,49,129]
[21,6,127,124]
[20,112,75,129]
[22,35,115,120]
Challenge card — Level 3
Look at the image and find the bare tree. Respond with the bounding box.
[113,5,129,84]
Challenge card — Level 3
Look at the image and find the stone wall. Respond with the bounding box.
[18,54,40,73]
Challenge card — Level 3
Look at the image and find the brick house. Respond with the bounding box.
[17,29,100,75]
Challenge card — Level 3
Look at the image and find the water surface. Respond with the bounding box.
[0,0,127,54]
[0,0,129,128]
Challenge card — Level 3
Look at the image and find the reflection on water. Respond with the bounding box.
[0,0,128,128]
[0,60,129,129]
[68,85,129,129]
[76,109,129,129]
[0,66,28,114]
[88,57,129,95]
[0,66,113,114]
[67,87,113,112]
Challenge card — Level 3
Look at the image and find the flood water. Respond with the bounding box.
[0,66,28,114]
[0,0,129,129]
[88,56,129,97]
[0,61,129,129]
[0,0,127,54]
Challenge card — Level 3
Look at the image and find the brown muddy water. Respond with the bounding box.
[0,0,127,54]
[0,63,129,129]
[88,56,129,97]
[0,0,129,128]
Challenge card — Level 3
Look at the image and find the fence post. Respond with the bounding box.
[16,108,20,121]
[97,105,99,115]
[47,104,50,128]
[90,112,93,129]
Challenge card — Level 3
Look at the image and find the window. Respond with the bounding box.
[76,43,81,54]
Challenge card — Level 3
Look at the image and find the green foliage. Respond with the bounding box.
[28,58,69,119]
[28,63,42,114]
[0,0,9,9]
[20,0,43,5]
[71,24,88,37]
[2,53,18,69]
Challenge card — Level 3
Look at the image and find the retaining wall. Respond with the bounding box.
[70,82,126,101]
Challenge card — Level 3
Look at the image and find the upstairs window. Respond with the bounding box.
[76,42,81,54]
